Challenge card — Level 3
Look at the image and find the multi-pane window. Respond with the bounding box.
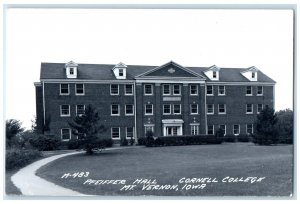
[173,104,181,115]
[125,84,133,95]
[247,124,253,135]
[257,86,263,95]
[61,128,71,140]
[60,83,69,95]
[219,125,226,136]
[145,104,153,115]
[218,104,226,114]
[126,127,134,139]
[218,86,225,95]
[246,86,252,95]
[111,104,120,116]
[246,104,253,114]
[69,68,74,75]
[76,105,85,116]
[60,105,70,116]
[207,85,213,95]
[191,125,199,135]
[125,104,134,115]
[110,84,119,95]
[75,84,84,95]
[111,127,120,139]
[257,104,263,114]
[144,84,153,95]
[163,85,171,95]
[207,104,214,114]
[163,104,171,115]
[145,126,154,135]
[190,104,198,114]
[207,125,214,135]
[252,72,255,78]
[233,125,240,135]
[119,69,124,76]
[190,85,198,95]
[173,85,181,95]
[213,71,217,78]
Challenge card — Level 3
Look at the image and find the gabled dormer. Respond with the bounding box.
[113,62,127,79]
[65,61,78,78]
[241,66,258,81]
[204,65,220,81]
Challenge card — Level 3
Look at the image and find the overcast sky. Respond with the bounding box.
[5,8,294,129]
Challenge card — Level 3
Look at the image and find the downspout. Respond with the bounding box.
[42,81,46,130]
[134,82,137,143]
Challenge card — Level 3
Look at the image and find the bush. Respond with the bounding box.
[142,135,223,147]
[223,135,236,143]
[29,134,61,151]
[67,139,80,149]
[68,138,113,150]
[6,148,42,170]
[237,134,250,142]
[120,137,128,146]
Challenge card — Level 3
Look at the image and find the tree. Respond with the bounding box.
[6,119,24,147]
[275,109,293,144]
[254,106,278,145]
[68,105,106,154]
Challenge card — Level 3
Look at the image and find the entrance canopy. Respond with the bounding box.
[162,119,184,124]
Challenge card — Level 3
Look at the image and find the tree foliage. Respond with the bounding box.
[68,105,106,154]
[254,106,278,145]
[6,119,24,147]
[275,109,293,144]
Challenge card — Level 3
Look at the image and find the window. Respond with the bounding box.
[173,85,181,95]
[125,84,133,95]
[111,104,120,116]
[60,105,70,117]
[173,104,181,115]
[257,86,263,95]
[218,86,225,95]
[76,105,85,116]
[111,127,120,139]
[246,86,252,95]
[61,128,71,140]
[246,104,253,114]
[163,104,171,115]
[207,85,213,95]
[110,84,119,95]
[144,84,153,95]
[257,104,263,114]
[145,126,154,136]
[126,127,134,139]
[252,72,255,78]
[125,104,134,116]
[163,85,171,95]
[218,104,226,114]
[207,104,214,114]
[247,124,253,135]
[191,125,199,135]
[233,125,240,135]
[219,124,226,136]
[75,84,84,95]
[60,83,69,95]
[145,104,153,115]
[213,71,217,78]
[190,104,198,114]
[119,69,124,76]
[69,68,74,75]
[207,125,214,135]
[190,85,198,95]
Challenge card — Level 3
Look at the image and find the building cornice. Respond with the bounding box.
[205,81,276,86]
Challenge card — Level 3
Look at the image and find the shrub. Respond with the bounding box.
[68,138,113,150]
[145,136,155,147]
[237,134,250,142]
[67,139,80,149]
[6,148,42,170]
[29,134,61,151]
[120,137,128,146]
[223,135,236,143]
[137,138,147,145]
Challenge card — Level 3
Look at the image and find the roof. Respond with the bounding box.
[40,62,276,83]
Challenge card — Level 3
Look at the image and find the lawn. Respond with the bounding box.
[36,143,294,197]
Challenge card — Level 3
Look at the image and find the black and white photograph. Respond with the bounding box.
[3,2,295,199]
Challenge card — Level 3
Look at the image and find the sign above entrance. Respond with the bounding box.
[163,97,181,101]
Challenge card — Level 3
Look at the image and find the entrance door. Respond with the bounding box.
[166,126,178,136]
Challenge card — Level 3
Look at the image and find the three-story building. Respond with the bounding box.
[34,61,275,142]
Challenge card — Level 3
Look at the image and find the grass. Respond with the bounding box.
[36,143,293,196]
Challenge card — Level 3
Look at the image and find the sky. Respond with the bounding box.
[5,8,294,129]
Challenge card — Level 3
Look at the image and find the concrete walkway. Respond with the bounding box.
[11,147,135,196]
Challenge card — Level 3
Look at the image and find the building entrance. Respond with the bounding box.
[162,119,184,136]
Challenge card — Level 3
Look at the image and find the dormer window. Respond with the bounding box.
[213,71,217,78]
[204,65,220,81]
[65,61,78,79]
[113,62,127,79]
[241,66,258,81]
[252,72,255,78]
